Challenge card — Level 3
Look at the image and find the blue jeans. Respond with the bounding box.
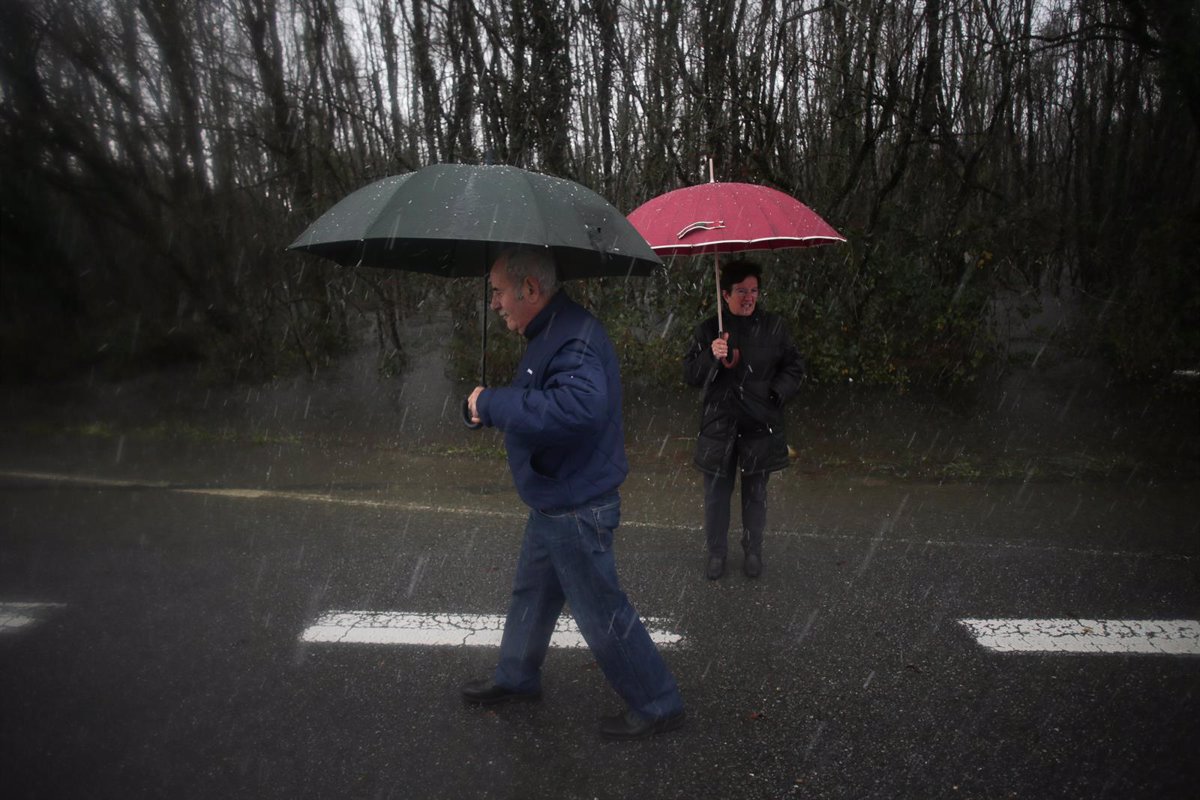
[493,492,684,720]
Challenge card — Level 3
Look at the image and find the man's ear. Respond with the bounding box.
[523,276,539,300]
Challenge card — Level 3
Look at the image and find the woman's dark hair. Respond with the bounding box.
[719,259,762,293]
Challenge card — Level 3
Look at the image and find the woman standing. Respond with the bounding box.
[682,259,805,579]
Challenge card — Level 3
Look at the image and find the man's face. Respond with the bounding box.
[489,257,537,334]
[723,275,759,317]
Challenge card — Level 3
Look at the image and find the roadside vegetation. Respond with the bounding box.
[2,0,1196,391]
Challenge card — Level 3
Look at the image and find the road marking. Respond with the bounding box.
[0,602,67,633]
[0,470,171,489]
[3,469,1195,561]
[301,611,684,648]
[0,470,527,523]
[174,487,526,523]
[960,618,1200,655]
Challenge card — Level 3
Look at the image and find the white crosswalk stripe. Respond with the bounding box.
[960,618,1200,655]
[301,610,684,648]
[0,602,67,634]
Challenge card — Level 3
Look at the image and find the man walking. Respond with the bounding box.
[462,246,685,740]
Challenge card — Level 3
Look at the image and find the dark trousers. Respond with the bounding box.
[703,457,769,557]
[493,492,684,720]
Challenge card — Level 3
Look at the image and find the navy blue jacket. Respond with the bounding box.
[477,290,628,510]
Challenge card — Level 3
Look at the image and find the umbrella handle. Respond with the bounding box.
[720,332,741,369]
[462,395,483,430]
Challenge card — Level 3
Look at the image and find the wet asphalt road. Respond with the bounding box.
[1,426,1198,799]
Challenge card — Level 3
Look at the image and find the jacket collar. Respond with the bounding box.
[524,288,572,340]
[724,305,762,327]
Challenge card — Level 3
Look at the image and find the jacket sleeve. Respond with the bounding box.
[478,338,607,443]
[682,322,718,388]
[768,319,806,404]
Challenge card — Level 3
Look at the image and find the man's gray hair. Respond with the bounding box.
[502,246,559,299]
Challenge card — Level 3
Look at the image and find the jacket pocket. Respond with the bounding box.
[585,498,620,552]
[738,381,781,432]
[694,433,736,475]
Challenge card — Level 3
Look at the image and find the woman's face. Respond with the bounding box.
[722,275,759,317]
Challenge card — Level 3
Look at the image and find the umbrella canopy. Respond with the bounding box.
[288,162,661,427]
[288,163,662,279]
[627,181,845,255]
[629,178,844,367]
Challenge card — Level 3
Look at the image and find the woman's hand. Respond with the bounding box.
[710,335,728,360]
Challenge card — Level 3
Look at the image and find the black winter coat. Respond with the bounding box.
[682,308,806,476]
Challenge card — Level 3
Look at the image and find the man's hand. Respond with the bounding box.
[468,386,485,425]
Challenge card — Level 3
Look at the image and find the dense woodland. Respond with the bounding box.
[1,0,1196,389]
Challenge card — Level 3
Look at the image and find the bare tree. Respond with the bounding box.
[2,0,1195,383]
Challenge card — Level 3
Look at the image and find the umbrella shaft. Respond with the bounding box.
[479,272,488,385]
[714,252,723,333]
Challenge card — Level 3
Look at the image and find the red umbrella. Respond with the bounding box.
[628,169,845,365]
[627,181,844,256]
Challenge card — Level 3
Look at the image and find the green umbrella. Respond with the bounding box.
[287,163,662,279]
[287,163,662,426]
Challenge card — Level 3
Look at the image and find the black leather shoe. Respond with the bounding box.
[600,709,686,740]
[743,552,762,578]
[461,678,541,706]
[706,555,725,580]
